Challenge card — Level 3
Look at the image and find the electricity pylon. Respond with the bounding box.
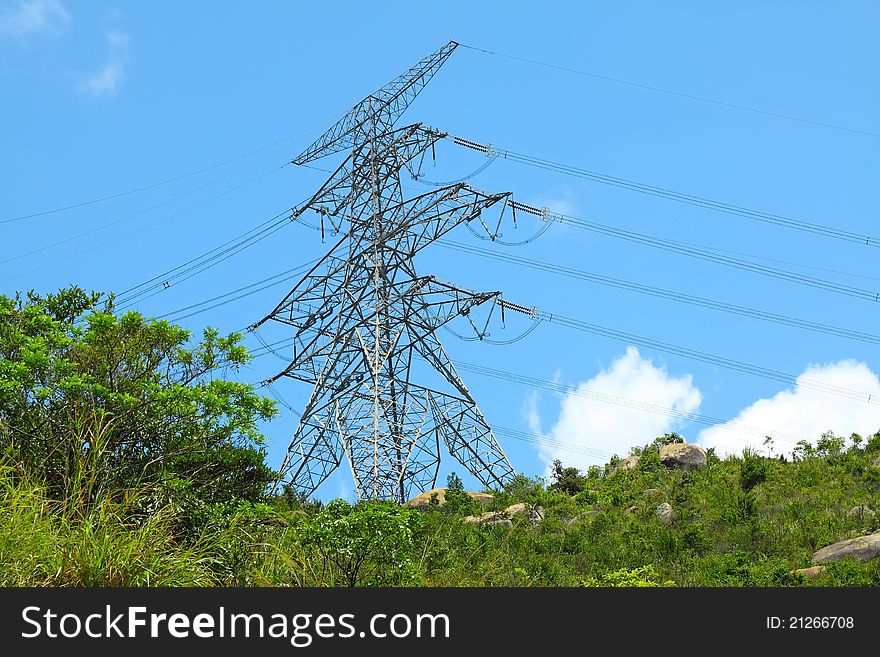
[253,41,518,502]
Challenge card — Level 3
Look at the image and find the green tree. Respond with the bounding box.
[550,459,587,495]
[0,287,277,522]
[297,499,421,586]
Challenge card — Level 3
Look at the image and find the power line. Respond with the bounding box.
[0,117,334,225]
[472,198,880,303]
[156,258,321,322]
[459,43,880,141]
[1,166,286,287]
[439,240,880,345]
[454,360,804,445]
[535,309,879,405]
[114,206,298,310]
[448,134,880,248]
[242,330,847,447]
[493,425,615,460]
[248,215,880,402]
[0,154,291,267]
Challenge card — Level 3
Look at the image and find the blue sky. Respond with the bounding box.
[2,1,879,500]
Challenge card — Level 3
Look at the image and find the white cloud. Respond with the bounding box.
[532,187,579,218]
[699,359,880,458]
[0,0,69,36]
[82,28,129,97]
[534,346,702,473]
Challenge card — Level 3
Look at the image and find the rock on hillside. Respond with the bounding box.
[613,455,640,472]
[812,531,880,564]
[404,488,493,509]
[791,566,825,579]
[845,505,875,519]
[656,502,675,525]
[659,443,707,471]
[464,503,545,527]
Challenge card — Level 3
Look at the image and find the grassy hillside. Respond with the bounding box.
[2,289,878,586]
[3,431,879,587]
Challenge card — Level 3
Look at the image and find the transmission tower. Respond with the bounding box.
[253,40,524,502]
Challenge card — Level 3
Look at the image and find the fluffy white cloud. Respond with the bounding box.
[533,346,702,472]
[0,0,70,36]
[699,359,880,457]
[82,28,129,96]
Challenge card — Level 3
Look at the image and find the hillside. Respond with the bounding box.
[3,430,879,586]
[2,289,879,586]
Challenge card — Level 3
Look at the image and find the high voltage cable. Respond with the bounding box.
[114,206,298,309]
[121,202,879,406]
[156,258,321,322]
[466,199,879,303]
[449,135,879,248]
[439,240,880,345]
[0,116,335,225]
[535,309,879,405]
[493,425,615,460]
[1,166,286,287]
[1,154,291,267]
[556,213,880,301]
[454,360,804,445]
[459,43,880,141]
[242,331,847,447]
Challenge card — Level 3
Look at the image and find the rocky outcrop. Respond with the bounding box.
[812,531,880,564]
[659,443,707,471]
[845,505,875,520]
[642,488,664,500]
[404,488,493,509]
[504,503,545,525]
[656,502,675,525]
[872,454,880,469]
[613,455,640,472]
[791,566,825,580]
[463,512,512,528]
[464,503,545,527]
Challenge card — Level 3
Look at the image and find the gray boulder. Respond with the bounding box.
[656,502,675,525]
[845,505,875,520]
[791,566,825,580]
[812,533,880,564]
[504,502,546,525]
[613,455,640,472]
[463,503,544,527]
[405,487,493,509]
[659,443,707,470]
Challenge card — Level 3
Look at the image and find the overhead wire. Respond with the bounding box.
[467,200,880,303]
[458,43,880,141]
[0,115,335,225]
[448,135,880,248]
[112,205,297,310]
[535,309,879,405]
[155,258,321,323]
[439,239,880,345]
[1,152,292,268]
[2,165,288,286]
[454,360,804,445]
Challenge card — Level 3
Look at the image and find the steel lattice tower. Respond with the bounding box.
[253,41,517,502]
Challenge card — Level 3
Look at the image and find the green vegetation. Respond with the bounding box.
[2,287,880,586]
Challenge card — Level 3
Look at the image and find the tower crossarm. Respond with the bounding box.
[293,124,447,234]
[292,41,458,165]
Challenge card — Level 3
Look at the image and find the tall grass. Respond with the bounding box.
[0,410,238,586]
